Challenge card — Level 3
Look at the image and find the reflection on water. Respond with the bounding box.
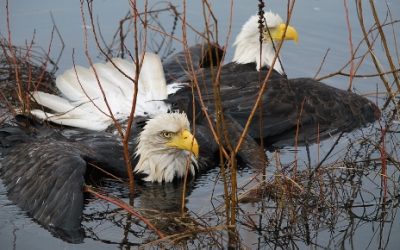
[0,0,399,249]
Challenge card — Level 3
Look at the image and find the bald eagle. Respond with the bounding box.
[0,111,199,242]
[167,12,380,147]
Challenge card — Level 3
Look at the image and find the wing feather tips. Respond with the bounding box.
[30,91,112,131]
[32,91,75,113]
[30,109,112,131]
[140,53,167,99]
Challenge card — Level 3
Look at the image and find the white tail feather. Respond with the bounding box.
[32,91,81,114]
[31,109,111,131]
[31,53,170,131]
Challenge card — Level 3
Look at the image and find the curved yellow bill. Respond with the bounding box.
[267,23,299,43]
[166,129,199,158]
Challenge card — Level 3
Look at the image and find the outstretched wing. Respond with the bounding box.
[0,140,87,243]
[0,114,148,242]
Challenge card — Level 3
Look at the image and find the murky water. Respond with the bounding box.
[1,0,399,249]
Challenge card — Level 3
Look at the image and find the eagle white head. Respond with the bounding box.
[232,11,298,73]
[134,112,199,182]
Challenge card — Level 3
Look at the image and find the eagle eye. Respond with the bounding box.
[161,131,173,138]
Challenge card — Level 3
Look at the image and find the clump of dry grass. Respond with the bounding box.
[0,38,58,125]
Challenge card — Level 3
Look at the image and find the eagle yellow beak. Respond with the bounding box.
[166,129,199,158]
[267,23,299,43]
